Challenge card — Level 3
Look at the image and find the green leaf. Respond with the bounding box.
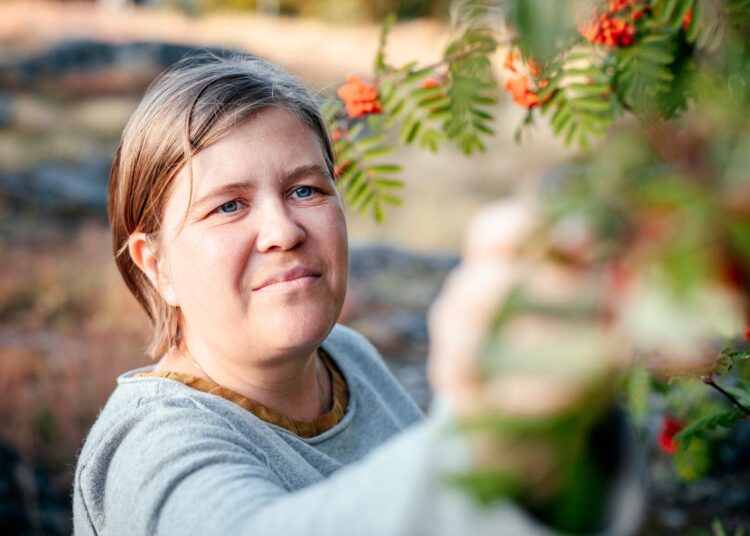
[473,95,498,106]
[374,13,397,74]
[685,0,703,42]
[564,66,604,78]
[564,121,579,146]
[666,0,694,32]
[639,46,677,65]
[443,470,524,505]
[372,178,404,189]
[404,66,437,86]
[712,519,729,536]
[361,145,394,159]
[346,172,369,204]
[353,133,387,151]
[355,190,375,215]
[410,85,444,101]
[551,107,572,135]
[473,121,495,135]
[339,168,362,193]
[674,436,711,481]
[614,32,676,113]
[653,0,681,26]
[399,118,422,144]
[383,96,406,116]
[567,82,611,97]
[418,96,451,111]
[674,408,744,448]
[440,24,499,154]
[470,108,494,121]
[514,0,577,63]
[726,385,750,409]
[380,193,403,206]
[573,96,612,113]
[367,164,402,174]
[347,121,366,140]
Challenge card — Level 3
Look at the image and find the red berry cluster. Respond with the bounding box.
[337,74,382,119]
[579,0,640,48]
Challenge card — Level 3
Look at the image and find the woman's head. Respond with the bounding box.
[109,55,346,359]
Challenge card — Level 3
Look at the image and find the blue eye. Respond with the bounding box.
[293,186,314,199]
[217,200,241,214]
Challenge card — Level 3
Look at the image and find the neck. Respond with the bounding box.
[161,341,332,422]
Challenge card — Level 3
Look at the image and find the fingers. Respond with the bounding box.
[427,261,516,407]
[428,197,625,417]
[429,198,539,410]
[462,198,538,262]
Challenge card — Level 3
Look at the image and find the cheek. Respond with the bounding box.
[167,228,249,296]
[320,206,348,263]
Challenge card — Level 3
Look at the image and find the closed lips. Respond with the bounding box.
[253,267,321,290]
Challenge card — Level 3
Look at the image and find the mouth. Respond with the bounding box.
[253,266,322,293]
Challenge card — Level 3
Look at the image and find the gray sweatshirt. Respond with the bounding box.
[73,324,644,536]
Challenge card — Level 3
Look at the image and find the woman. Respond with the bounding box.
[73,55,642,535]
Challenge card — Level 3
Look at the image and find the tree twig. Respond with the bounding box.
[702,376,750,417]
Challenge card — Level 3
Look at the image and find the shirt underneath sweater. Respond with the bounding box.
[73,324,644,536]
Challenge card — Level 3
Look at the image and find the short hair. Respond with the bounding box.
[108,54,335,358]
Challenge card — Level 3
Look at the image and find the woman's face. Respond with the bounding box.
[155,107,348,363]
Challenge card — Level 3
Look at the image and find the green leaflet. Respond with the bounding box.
[441,24,498,155]
[374,13,396,74]
[674,436,712,481]
[615,32,676,112]
[443,470,525,506]
[674,408,745,448]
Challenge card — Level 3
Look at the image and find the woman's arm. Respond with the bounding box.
[74,392,643,536]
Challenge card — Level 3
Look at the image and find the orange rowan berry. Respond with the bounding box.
[504,76,550,109]
[503,51,519,73]
[581,12,635,47]
[527,58,541,77]
[337,74,382,119]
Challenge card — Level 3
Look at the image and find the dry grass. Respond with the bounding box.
[0,222,150,473]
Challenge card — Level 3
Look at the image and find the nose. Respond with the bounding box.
[254,199,306,252]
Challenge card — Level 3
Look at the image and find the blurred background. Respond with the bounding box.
[0,1,747,534]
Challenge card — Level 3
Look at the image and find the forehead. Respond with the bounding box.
[191,107,323,184]
[165,107,327,211]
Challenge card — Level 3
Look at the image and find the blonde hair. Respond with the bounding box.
[108,54,335,358]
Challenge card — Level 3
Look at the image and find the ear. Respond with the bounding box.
[127,232,179,306]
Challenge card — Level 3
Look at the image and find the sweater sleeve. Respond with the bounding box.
[74,395,644,536]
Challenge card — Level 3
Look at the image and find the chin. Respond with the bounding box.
[258,307,339,354]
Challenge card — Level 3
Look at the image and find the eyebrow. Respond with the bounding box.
[190,163,331,214]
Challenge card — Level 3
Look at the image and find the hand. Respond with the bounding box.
[427,198,627,501]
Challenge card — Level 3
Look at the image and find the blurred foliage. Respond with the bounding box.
[691,519,749,536]
[319,0,750,526]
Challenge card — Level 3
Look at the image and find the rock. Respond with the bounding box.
[0,39,244,94]
[0,91,12,127]
[0,158,110,220]
[384,357,432,412]
[346,244,459,410]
